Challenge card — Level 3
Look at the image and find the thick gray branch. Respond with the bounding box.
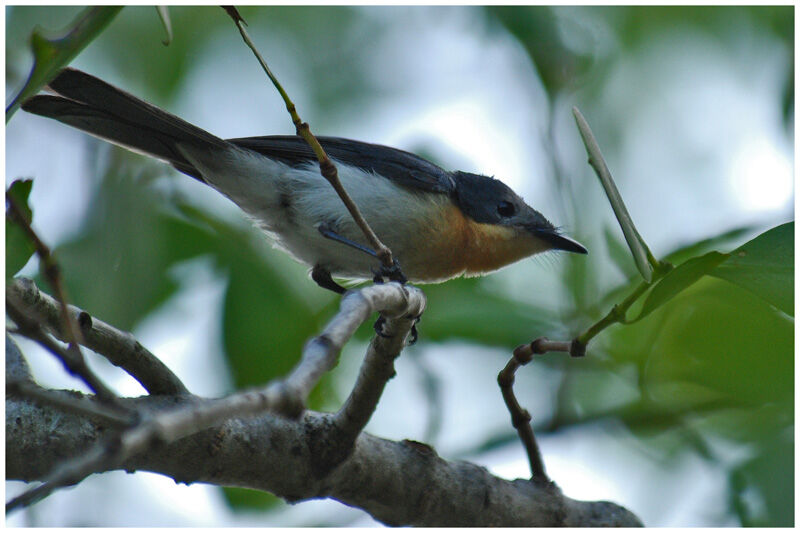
[7,393,642,526]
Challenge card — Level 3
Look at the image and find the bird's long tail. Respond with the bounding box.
[21,68,229,182]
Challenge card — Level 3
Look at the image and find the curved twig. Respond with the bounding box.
[7,277,188,396]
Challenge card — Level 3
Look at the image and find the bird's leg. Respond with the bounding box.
[318,222,415,340]
[318,223,378,258]
[318,222,407,284]
[311,265,346,294]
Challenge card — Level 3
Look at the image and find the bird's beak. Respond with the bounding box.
[530,227,588,254]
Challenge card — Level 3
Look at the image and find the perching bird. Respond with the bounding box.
[22,68,586,294]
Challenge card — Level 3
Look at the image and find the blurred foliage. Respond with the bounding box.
[5,179,36,279]
[730,432,793,527]
[5,6,121,120]
[7,5,794,527]
[486,7,593,95]
[419,277,559,345]
[486,6,794,125]
[51,158,199,331]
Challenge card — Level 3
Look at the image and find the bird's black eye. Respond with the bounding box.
[497,200,515,217]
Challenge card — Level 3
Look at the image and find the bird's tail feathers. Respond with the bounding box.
[21,68,228,181]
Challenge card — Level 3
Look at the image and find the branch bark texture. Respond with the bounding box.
[7,391,643,526]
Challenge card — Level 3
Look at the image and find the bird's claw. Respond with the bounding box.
[373,313,422,344]
[408,313,421,345]
[373,316,392,338]
[372,259,407,285]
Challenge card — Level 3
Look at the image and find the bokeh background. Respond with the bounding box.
[6,5,794,526]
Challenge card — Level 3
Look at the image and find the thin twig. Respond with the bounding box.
[222,6,397,273]
[7,380,134,428]
[6,298,122,406]
[6,191,85,348]
[498,344,544,483]
[334,302,424,441]
[5,192,125,404]
[498,337,584,483]
[7,277,188,396]
[577,279,649,345]
[572,107,657,282]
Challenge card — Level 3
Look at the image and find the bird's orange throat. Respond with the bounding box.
[402,203,547,282]
[460,217,546,276]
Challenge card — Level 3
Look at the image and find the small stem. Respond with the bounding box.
[7,381,134,428]
[6,194,122,406]
[224,7,396,272]
[498,338,573,483]
[577,280,650,345]
[573,107,656,282]
[6,192,84,348]
[6,299,122,406]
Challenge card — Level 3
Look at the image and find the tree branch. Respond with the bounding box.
[6,380,133,428]
[4,279,642,525]
[6,282,426,512]
[7,277,188,396]
[6,297,121,405]
[287,283,424,411]
[6,392,643,526]
[334,321,417,442]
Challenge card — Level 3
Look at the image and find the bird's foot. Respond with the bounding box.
[373,313,422,345]
[372,259,407,285]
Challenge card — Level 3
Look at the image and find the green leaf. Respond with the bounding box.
[629,277,793,407]
[6,179,36,280]
[710,222,793,316]
[221,487,281,511]
[630,251,729,322]
[6,6,122,121]
[663,224,759,265]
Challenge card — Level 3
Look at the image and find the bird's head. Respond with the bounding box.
[450,171,587,274]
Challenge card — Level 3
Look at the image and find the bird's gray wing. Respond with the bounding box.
[229,136,455,194]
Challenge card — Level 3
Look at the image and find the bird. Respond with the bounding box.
[21,68,587,295]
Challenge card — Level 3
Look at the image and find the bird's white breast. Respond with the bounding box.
[177,144,452,281]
